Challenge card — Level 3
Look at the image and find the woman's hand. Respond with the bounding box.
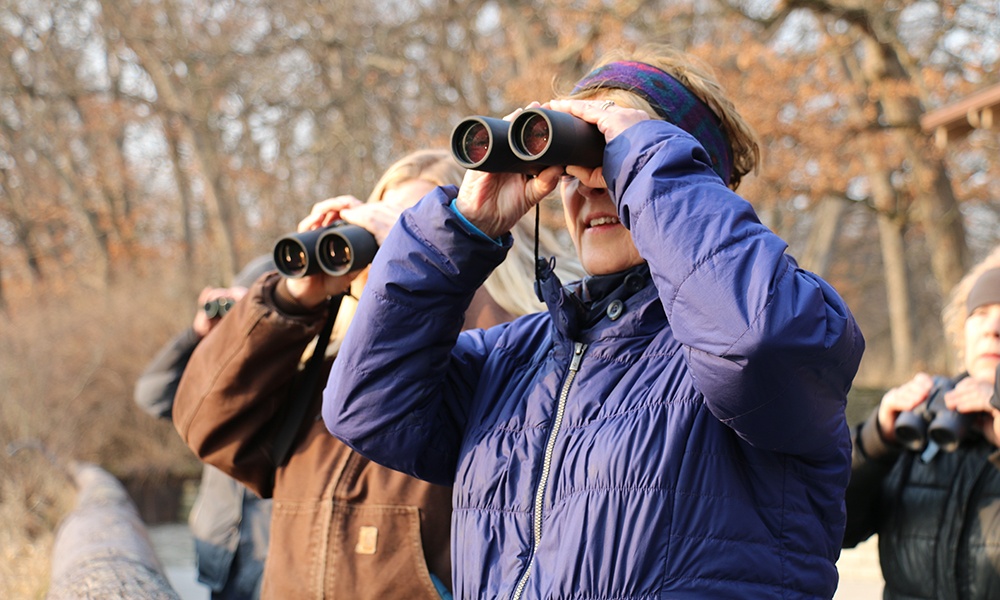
[338,201,407,246]
[547,98,651,144]
[944,376,1000,447]
[193,285,248,337]
[944,376,994,415]
[454,103,563,239]
[877,372,934,442]
[279,195,366,311]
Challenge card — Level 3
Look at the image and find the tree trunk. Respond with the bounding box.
[902,138,968,295]
[798,196,845,278]
[165,118,196,271]
[859,27,967,299]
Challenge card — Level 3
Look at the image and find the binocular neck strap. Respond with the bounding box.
[533,205,547,303]
[272,294,343,467]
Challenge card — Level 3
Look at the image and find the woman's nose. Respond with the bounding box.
[984,307,1000,335]
[577,182,608,200]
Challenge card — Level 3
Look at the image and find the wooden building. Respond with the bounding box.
[921,82,1000,147]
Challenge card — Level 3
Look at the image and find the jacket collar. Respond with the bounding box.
[538,260,661,342]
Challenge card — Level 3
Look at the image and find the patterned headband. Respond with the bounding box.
[572,60,733,184]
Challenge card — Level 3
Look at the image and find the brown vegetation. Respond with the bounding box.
[1,265,204,598]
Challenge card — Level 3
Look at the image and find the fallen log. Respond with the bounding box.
[46,461,179,600]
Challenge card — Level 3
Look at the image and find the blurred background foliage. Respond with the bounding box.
[1,0,998,595]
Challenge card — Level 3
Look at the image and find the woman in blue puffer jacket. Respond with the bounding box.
[323,44,865,599]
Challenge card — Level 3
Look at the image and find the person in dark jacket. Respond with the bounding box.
[134,254,274,599]
[845,247,1000,600]
[322,44,865,599]
[172,149,584,599]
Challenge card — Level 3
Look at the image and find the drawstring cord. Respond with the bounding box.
[533,203,555,302]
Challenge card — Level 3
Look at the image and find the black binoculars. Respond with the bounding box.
[894,377,971,453]
[451,108,605,173]
[272,221,378,279]
[204,297,236,319]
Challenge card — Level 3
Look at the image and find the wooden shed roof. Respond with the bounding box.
[921,82,1000,147]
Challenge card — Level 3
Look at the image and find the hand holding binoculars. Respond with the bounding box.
[894,377,973,453]
[273,221,378,279]
[451,108,605,173]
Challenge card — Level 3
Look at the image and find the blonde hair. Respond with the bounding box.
[366,149,465,203]
[562,43,760,190]
[491,214,587,315]
[325,149,583,355]
[942,246,1000,366]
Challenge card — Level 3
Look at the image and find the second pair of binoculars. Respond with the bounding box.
[451,108,605,173]
[204,297,236,319]
[894,376,974,453]
[273,221,378,279]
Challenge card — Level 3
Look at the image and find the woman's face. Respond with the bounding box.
[964,302,1000,382]
[560,166,643,276]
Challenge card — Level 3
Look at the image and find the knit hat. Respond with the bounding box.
[966,268,1000,314]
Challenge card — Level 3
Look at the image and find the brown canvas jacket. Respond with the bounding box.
[174,272,461,599]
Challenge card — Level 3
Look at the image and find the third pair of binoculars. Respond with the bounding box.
[273,221,377,279]
[451,108,605,173]
[204,297,236,319]
[894,376,975,453]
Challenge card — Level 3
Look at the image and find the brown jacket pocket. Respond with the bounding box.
[327,503,445,600]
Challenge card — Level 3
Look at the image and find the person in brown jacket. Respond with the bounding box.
[172,148,584,599]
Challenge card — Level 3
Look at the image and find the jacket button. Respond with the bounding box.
[607,299,624,320]
[624,273,645,293]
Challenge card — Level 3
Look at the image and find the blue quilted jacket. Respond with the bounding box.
[323,121,865,599]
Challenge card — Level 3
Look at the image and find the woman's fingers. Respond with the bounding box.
[297,195,364,232]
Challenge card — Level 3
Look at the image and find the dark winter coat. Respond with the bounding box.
[844,404,1000,600]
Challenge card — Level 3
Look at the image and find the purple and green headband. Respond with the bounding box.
[572,60,734,184]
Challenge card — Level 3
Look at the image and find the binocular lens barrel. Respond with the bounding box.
[273,223,378,279]
[203,297,235,319]
[512,112,551,158]
[893,411,928,452]
[277,246,308,275]
[508,108,605,167]
[274,228,325,278]
[459,122,491,164]
[451,116,528,173]
[316,224,377,277]
[927,410,971,453]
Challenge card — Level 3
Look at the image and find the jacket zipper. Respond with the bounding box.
[511,341,586,600]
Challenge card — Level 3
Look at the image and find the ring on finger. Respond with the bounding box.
[599,100,615,111]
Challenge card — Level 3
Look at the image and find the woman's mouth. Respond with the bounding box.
[587,216,620,228]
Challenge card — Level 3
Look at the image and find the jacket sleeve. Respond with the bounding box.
[134,326,201,420]
[173,272,328,497]
[323,186,513,486]
[604,121,865,459]
[843,409,900,547]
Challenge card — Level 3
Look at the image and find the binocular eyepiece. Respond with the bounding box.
[894,377,972,453]
[451,108,605,173]
[273,221,378,279]
[204,297,236,319]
